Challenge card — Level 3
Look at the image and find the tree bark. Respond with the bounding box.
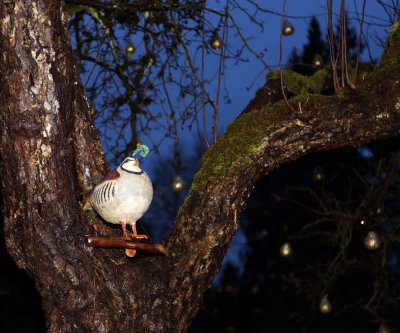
[0,1,399,332]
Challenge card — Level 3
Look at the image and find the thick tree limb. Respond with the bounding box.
[164,23,400,332]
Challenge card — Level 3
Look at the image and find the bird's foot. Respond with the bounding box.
[131,234,148,240]
[131,222,149,240]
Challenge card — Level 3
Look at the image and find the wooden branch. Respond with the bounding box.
[86,235,167,255]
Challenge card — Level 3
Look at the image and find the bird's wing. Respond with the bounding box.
[91,180,118,207]
[99,169,120,182]
[83,170,120,210]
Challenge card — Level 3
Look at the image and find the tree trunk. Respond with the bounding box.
[1,1,400,332]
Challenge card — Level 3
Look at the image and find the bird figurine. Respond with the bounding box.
[89,144,153,257]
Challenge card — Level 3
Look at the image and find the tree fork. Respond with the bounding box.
[0,1,399,332]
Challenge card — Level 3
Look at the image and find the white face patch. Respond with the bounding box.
[120,158,142,174]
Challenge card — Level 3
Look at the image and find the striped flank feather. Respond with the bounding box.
[93,181,117,206]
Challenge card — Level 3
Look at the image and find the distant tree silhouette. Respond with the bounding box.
[289,16,329,75]
[289,15,364,76]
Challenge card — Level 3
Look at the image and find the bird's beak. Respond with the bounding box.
[134,159,140,167]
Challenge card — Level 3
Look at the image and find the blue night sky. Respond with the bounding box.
[142,0,391,177]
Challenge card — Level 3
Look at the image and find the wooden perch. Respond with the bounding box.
[86,235,167,255]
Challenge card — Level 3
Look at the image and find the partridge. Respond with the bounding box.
[89,145,153,256]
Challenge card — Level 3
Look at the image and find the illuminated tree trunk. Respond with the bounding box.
[0,1,399,332]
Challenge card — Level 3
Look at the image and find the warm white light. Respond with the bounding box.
[279,242,292,257]
[313,166,324,182]
[313,54,323,68]
[126,44,135,56]
[210,34,223,50]
[282,20,295,36]
[364,231,381,250]
[319,295,332,314]
[172,175,185,192]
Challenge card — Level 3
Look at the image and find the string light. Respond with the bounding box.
[319,295,332,314]
[312,54,323,68]
[125,43,135,58]
[282,20,295,36]
[364,231,381,250]
[172,175,185,192]
[280,242,292,257]
[313,166,324,182]
[210,33,223,50]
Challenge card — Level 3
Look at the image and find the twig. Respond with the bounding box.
[327,0,340,92]
[201,1,210,148]
[355,0,367,81]
[214,2,228,144]
[86,235,167,255]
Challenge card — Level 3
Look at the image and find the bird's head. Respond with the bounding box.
[119,157,143,174]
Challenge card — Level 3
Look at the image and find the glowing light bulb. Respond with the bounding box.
[313,166,324,182]
[282,20,295,36]
[279,242,292,257]
[319,295,332,314]
[172,175,184,192]
[210,34,223,50]
[364,231,381,250]
[312,54,323,68]
[125,44,135,57]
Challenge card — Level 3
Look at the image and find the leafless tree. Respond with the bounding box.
[0,0,399,332]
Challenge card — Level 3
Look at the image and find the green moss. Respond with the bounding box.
[186,91,337,198]
[290,93,331,106]
[380,19,400,69]
[347,61,374,81]
[266,69,328,96]
[189,103,292,195]
[84,209,97,224]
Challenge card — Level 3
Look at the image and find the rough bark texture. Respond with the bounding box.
[0,1,399,332]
